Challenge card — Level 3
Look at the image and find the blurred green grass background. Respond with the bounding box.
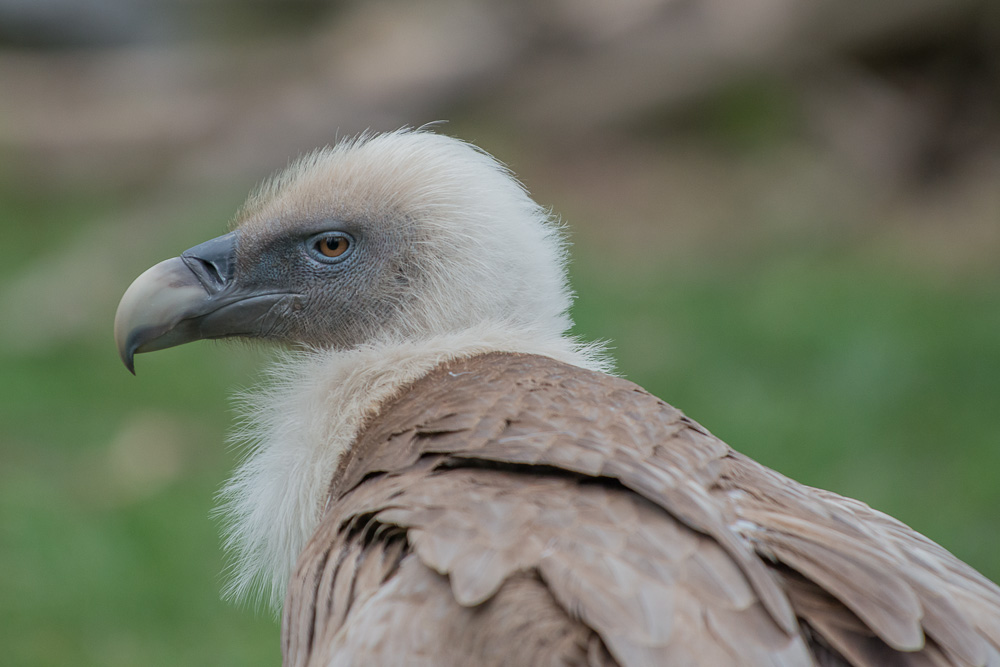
[2,1,999,665]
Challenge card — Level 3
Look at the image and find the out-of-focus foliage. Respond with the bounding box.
[1,1,998,665]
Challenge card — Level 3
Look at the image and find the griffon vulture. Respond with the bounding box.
[114,130,1000,666]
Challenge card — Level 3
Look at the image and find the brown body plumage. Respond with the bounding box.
[281,353,1000,666]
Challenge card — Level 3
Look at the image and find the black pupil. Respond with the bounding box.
[324,237,342,253]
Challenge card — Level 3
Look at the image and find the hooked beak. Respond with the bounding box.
[114,231,302,374]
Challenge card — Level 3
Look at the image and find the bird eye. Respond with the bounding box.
[309,232,353,263]
[318,236,348,257]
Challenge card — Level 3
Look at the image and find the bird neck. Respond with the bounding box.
[215,321,610,611]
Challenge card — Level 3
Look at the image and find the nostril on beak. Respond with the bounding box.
[182,254,230,292]
[180,231,238,292]
[195,256,224,285]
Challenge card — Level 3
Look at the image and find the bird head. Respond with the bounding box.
[114,130,574,373]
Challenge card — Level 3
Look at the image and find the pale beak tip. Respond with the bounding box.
[113,256,208,376]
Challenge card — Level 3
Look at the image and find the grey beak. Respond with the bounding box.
[114,231,301,373]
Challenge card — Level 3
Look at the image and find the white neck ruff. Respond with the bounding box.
[216,323,609,610]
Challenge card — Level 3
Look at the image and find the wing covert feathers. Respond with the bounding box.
[282,353,1000,666]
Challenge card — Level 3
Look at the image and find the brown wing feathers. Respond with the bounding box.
[283,352,1000,666]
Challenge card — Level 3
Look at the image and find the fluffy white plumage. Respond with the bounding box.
[217,130,610,609]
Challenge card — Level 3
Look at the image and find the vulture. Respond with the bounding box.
[114,129,1000,666]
